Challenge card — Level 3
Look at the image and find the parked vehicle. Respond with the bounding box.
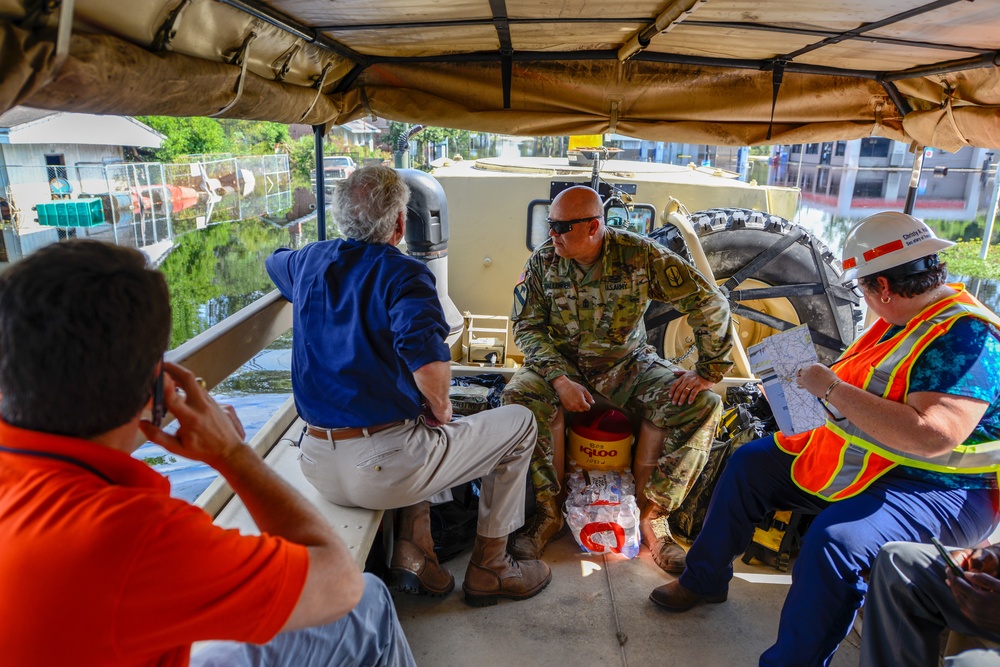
[310,156,356,194]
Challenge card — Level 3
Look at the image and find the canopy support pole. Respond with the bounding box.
[903,147,925,215]
[981,156,999,260]
[314,125,327,241]
[765,60,785,141]
[488,0,514,109]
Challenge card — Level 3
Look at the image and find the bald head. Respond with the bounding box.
[551,186,604,220]
[548,185,605,264]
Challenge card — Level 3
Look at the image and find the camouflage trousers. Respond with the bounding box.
[502,361,722,514]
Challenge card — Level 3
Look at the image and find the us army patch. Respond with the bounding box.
[665,266,684,287]
[512,282,528,318]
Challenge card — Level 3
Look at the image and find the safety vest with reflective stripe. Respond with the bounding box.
[775,284,1000,501]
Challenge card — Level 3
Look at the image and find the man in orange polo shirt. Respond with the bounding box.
[0,240,415,667]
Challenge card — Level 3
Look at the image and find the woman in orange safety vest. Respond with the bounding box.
[782,284,1000,500]
[789,213,1000,498]
[650,211,1000,667]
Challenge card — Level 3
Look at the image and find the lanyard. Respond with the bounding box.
[0,444,115,485]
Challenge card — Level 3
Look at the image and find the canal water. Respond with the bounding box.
[138,174,1000,502]
[134,191,320,501]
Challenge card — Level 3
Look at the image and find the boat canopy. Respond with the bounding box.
[2,0,999,151]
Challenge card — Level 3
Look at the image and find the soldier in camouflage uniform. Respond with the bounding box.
[502,185,732,573]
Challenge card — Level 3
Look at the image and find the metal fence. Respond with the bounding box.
[0,154,291,264]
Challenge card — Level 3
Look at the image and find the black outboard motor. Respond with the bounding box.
[399,168,449,259]
[397,169,463,344]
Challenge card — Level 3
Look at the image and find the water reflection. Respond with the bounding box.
[137,197,319,500]
[756,149,1000,313]
[161,211,315,347]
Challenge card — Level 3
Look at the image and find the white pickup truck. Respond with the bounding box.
[311,156,356,194]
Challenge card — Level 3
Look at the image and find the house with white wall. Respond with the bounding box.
[0,107,163,233]
[289,118,386,150]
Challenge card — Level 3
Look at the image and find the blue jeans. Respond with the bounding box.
[191,573,416,667]
[678,437,999,667]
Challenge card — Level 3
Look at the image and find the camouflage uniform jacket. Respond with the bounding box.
[512,227,733,395]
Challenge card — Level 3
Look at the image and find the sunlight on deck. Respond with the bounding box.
[393,532,860,667]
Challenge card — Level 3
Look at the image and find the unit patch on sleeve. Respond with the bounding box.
[665,266,684,287]
[512,281,528,318]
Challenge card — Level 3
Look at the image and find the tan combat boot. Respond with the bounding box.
[463,534,552,607]
[639,502,687,574]
[390,501,455,597]
[507,494,564,560]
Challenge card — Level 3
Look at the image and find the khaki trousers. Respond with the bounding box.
[299,405,537,538]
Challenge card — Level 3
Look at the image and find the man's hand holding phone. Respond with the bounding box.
[931,537,965,577]
[139,361,248,468]
[935,537,1000,635]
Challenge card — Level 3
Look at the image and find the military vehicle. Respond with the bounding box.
[430,153,864,375]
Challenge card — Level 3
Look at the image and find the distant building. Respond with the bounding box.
[603,134,746,175]
[597,133,994,222]
[0,107,164,230]
[289,117,388,151]
[769,139,994,221]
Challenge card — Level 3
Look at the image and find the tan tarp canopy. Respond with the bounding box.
[1,0,999,150]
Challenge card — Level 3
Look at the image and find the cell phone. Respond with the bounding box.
[150,365,165,428]
[931,536,965,577]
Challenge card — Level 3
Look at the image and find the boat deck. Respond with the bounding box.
[179,291,989,667]
[393,532,861,667]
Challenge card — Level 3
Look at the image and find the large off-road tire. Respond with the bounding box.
[645,208,863,368]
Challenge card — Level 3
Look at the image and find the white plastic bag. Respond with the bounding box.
[564,469,640,558]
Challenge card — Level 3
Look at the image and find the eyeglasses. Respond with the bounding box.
[844,282,864,299]
[546,215,600,235]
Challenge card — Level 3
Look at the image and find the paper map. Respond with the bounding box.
[747,324,827,436]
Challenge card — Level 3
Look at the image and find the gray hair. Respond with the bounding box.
[332,166,410,243]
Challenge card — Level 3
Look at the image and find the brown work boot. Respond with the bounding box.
[508,494,564,560]
[463,534,552,607]
[390,502,455,597]
[649,579,728,612]
[640,504,687,574]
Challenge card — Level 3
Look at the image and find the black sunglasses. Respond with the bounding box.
[546,215,600,235]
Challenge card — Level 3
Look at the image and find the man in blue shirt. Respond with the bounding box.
[266,166,551,607]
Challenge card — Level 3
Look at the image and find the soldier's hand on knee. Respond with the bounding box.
[669,370,713,405]
[552,376,595,412]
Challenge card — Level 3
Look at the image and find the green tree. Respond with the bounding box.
[942,240,1000,280]
[288,136,317,183]
[387,123,472,169]
[136,116,231,162]
[136,117,290,162]
[219,119,290,155]
[287,133,390,185]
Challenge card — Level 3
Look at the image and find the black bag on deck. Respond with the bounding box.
[669,384,777,541]
[449,373,506,415]
[430,480,482,563]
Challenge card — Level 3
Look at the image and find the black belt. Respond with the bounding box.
[305,421,403,441]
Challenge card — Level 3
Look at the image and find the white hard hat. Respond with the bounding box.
[840,212,954,282]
